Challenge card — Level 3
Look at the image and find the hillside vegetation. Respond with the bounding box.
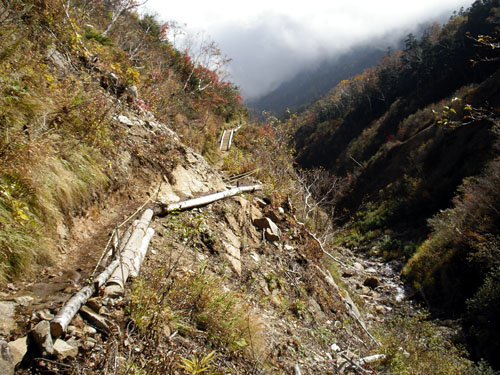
[0,0,244,283]
[292,0,500,366]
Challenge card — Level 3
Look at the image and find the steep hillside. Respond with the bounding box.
[293,0,500,366]
[0,0,244,283]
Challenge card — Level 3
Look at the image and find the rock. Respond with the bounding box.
[53,339,78,359]
[0,301,17,335]
[225,213,240,234]
[79,306,111,334]
[37,309,55,321]
[365,267,377,274]
[31,320,53,355]
[224,228,241,249]
[0,341,14,375]
[224,242,241,276]
[99,306,110,315]
[266,210,281,223]
[359,354,386,365]
[83,340,95,350]
[8,336,26,366]
[67,325,83,338]
[284,244,294,251]
[353,262,364,271]
[375,305,387,315]
[278,207,285,215]
[253,217,276,231]
[253,217,280,242]
[86,298,102,314]
[250,252,260,262]
[330,343,341,352]
[250,206,263,223]
[265,227,280,242]
[126,84,138,107]
[47,45,70,72]
[342,270,356,278]
[117,115,134,126]
[364,276,381,289]
[14,295,34,306]
[233,196,249,210]
[255,198,267,208]
[83,325,97,335]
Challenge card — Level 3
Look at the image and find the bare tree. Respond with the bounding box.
[102,0,148,37]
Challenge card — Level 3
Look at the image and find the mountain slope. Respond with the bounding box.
[292,0,500,366]
[248,46,385,116]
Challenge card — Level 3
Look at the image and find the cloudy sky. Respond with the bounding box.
[143,0,474,99]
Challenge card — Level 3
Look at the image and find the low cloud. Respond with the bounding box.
[145,0,474,99]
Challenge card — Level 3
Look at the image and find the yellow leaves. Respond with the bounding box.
[0,184,32,225]
[125,67,140,85]
[44,73,54,83]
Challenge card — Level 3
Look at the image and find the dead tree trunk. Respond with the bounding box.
[154,184,262,216]
[104,210,154,296]
[50,209,154,337]
[50,258,120,337]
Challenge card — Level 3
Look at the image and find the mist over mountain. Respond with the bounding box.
[246,45,385,117]
[246,17,461,117]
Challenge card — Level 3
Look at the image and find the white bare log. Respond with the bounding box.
[130,227,154,278]
[155,184,262,215]
[106,209,154,289]
[50,210,153,338]
[50,257,121,337]
[102,221,136,266]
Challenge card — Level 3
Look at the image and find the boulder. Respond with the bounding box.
[0,301,17,335]
[250,206,263,223]
[79,306,111,334]
[353,262,364,271]
[31,320,53,355]
[265,227,280,242]
[0,340,14,375]
[8,336,27,366]
[254,217,280,242]
[266,210,281,223]
[53,339,78,359]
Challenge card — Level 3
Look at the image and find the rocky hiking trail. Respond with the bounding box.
[0,112,413,375]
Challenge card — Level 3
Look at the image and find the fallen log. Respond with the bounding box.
[105,209,154,292]
[50,209,154,337]
[154,184,262,216]
[130,227,154,278]
[50,258,121,337]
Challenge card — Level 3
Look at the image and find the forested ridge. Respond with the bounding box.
[291,0,500,366]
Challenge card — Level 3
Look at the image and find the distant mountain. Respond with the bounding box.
[247,46,385,117]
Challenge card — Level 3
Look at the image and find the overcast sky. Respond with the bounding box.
[143,0,474,99]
